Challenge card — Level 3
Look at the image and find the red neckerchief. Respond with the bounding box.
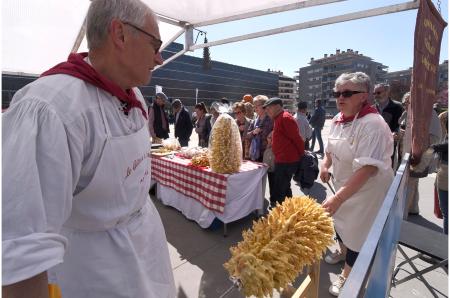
[41,52,147,119]
[334,103,378,124]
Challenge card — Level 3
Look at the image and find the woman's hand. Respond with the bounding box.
[322,194,343,215]
[320,166,330,183]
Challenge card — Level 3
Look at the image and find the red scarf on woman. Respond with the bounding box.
[334,103,378,124]
[41,52,147,119]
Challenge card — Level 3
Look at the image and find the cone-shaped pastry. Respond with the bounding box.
[208,113,242,173]
[224,196,334,298]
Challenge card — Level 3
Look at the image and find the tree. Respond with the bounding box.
[389,80,410,102]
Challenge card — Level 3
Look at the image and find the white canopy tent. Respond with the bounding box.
[2,0,421,75]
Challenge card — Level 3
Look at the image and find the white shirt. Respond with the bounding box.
[2,74,175,297]
[326,113,394,251]
[295,112,312,141]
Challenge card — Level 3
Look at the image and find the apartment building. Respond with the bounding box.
[298,49,387,115]
[268,69,298,113]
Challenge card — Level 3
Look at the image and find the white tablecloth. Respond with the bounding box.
[154,165,267,228]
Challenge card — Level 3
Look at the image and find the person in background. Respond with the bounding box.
[373,83,404,167]
[194,102,212,147]
[263,132,275,205]
[295,101,312,150]
[320,72,393,296]
[435,110,448,234]
[433,139,448,234]
[209,101,221,127]
[2,1,176,297]
[309,98,326,155]
[263,98,304,206]
[246,95,273,162]
[234,102,252,159]
[242,94,253,103]
[244,101,256,120]
[439,110,448,141]
[374,83,404,132]
[172,99,193,147]
[149,91,170,143]
[399,92,442,215]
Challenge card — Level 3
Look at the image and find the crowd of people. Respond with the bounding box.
[2,0,447,297]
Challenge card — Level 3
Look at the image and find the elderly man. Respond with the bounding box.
[172,99,193,147]
[373,83,404,168]
[263,98,305,206]
[149,91,170,142]
[373,83,404,133]
[2,1,176,297]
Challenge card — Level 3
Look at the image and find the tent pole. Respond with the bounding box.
[190,1,419,51]
[71,16,87,53]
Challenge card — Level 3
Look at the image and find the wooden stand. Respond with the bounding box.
[292,261,320,298]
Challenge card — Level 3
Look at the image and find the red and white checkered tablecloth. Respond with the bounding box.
[151,155,266,213]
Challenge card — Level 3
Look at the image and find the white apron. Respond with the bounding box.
[49,92,175,298]
[328,115,393,252]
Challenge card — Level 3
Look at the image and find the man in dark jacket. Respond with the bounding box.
[309,99,326,154]
[172,99,193,147]
[149,92,170,142]
[374,83,404,167]
[373,83,404,132]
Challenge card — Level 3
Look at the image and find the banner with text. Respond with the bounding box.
[410,0,447,164]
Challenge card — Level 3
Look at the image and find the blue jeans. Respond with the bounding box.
[310,127,324,153]
[438,189,448,234]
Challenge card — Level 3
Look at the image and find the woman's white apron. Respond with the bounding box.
[327,115,393,251]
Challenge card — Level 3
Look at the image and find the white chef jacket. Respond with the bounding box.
[326,113,394,252]
[2,74,175,297]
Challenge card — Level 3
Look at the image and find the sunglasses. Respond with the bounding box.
[332,90,366,98]
[373,91,384,95]
[123,22,163,54]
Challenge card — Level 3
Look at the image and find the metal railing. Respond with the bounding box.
[339,153,410,298]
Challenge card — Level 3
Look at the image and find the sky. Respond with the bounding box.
[181,0,448,78]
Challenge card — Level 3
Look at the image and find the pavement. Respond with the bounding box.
[151,120,448,298]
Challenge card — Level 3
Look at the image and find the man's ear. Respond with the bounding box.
[110,19,126,49]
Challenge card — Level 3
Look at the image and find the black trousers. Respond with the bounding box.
[178,138,189,147]
[336,232,359,267]
[271,161,298,205]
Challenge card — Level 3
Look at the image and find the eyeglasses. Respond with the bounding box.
[373,91,384,95]
[332,90,366,98]
[123,22,162,54]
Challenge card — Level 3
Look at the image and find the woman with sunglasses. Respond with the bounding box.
[319,72,394,296]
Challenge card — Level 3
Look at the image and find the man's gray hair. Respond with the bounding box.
[374,82,391,92]
[86,0,154,49]
[335,72,372,93]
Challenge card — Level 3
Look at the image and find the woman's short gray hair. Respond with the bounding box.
[253,95,269,106]
[334,72,372,93]
[86,0,154,49]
